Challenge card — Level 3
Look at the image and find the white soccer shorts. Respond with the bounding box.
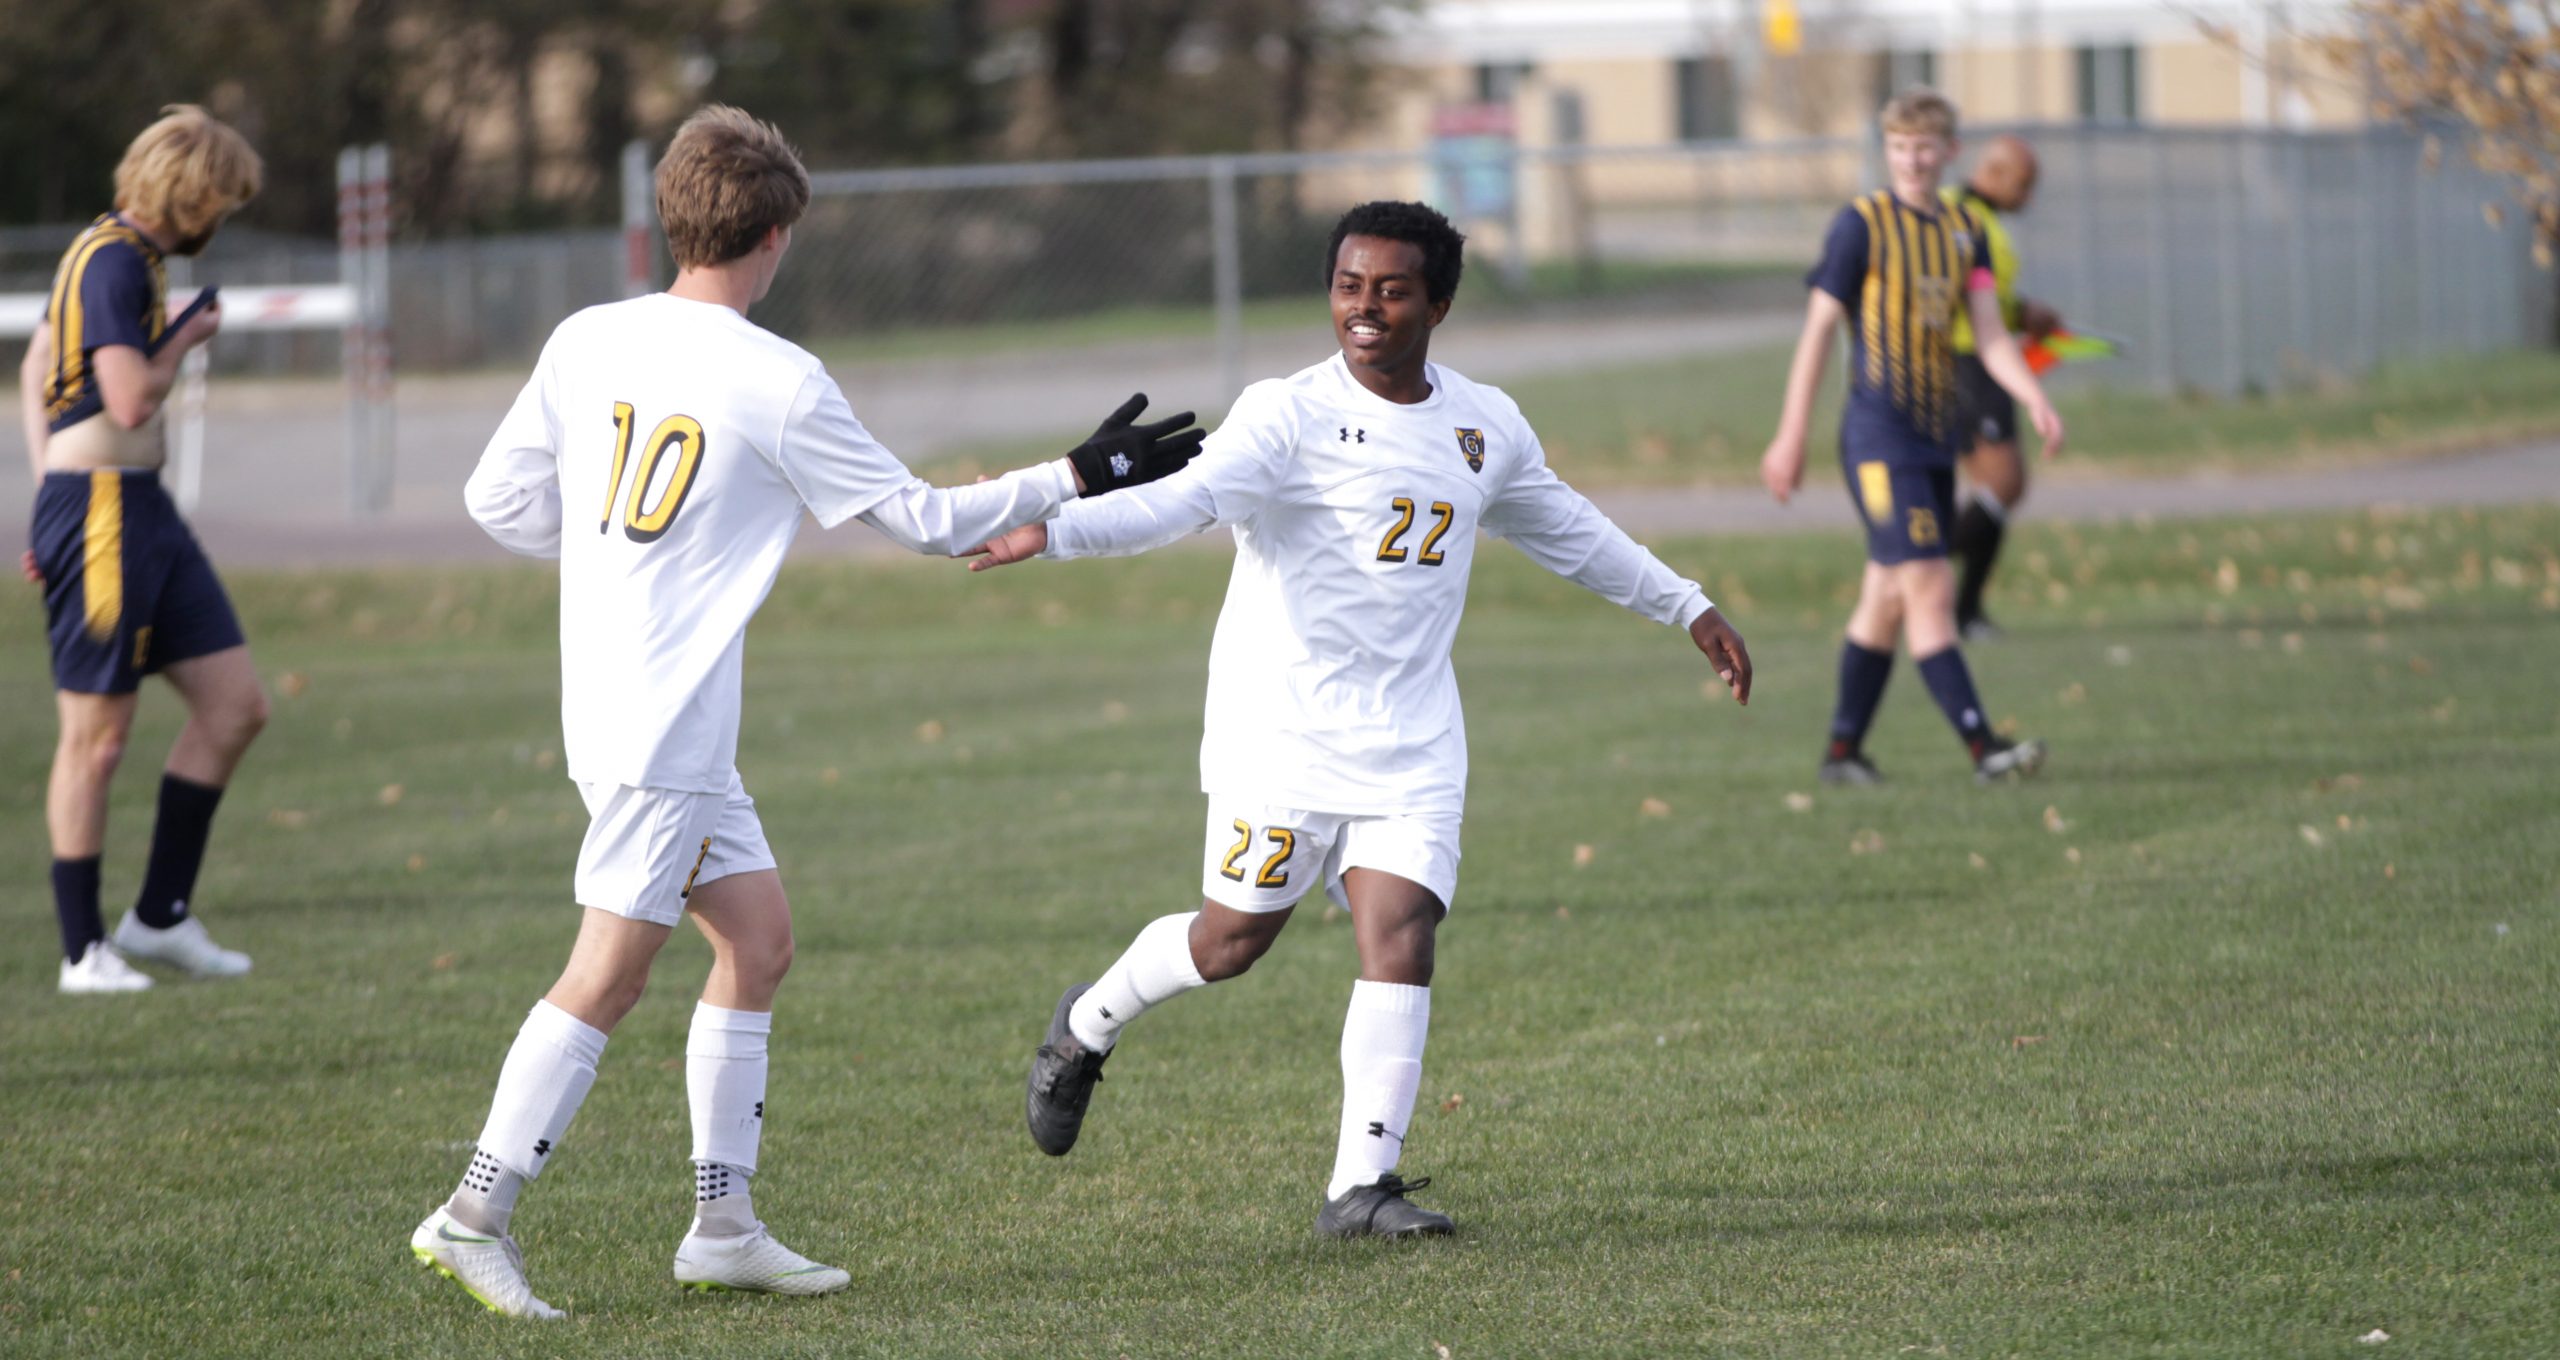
[1199,797,1461,915]
[574,771,776,926]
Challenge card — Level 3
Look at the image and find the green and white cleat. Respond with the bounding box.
[673,1227,850,1296]
[410,1207,564,1319]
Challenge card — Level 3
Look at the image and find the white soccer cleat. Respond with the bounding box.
[673,1226,851,1296]
[410,1208,565,1319]
[59,941,153,995]
[112,912,251,977]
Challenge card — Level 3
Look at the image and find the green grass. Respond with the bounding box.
[2,505,2556,1357]
[933,346,2560,490]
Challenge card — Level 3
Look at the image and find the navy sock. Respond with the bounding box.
[1828,641,1895,758]
[53,856,104,962]
[134,774,226,929]
[1915,647,1994,757]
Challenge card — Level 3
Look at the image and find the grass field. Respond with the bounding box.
[936,346,2560,491]
[2,505,2555,1358]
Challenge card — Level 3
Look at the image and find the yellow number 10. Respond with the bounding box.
[602,401,707,543]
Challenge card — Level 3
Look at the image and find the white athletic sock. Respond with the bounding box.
[1068,912,1207,1052]
[453,1000,608,1233]
[1327,980,1431,1201]
[687,1002,769,1239]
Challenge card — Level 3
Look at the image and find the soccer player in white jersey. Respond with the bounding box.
[973,201,1754,1238]
[411,106,1202,1319]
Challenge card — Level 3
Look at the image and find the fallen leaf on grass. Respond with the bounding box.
[2238,629,2264,648]
[431,952,457,970]
[2337,814,2352,830]
[2011,1035,2046,1049]
[2358,1331,2390,1345]
[820,767,840,786]
[1968,852,1988,869]
[2106,645,2132,666]
[532,749,557,770]
[378,783,404,807]
[2300,825,2328,847]
[2408,655,2434,675]
[1439,1094,1464,1114]
[2043,805,2068,834]
[1638,797,1671,818]
[1572,844,1596,868]
[1555,906,1571,920]
[1784,792,1815,812]
[2065,846,2082,865]
[1849,829,1886,855]
[2059,682,2088,705]
[2384,863,2396,880]
[268,809,310,830]
[276,671,309,698]
[1699,679,1726,703]
[2313,773,2365,793]
[406,854,426,873]
[915,719,946,744]
[2281,633,2304,654]
[1434,1343,1455,1360]
[1100,700,1130,723]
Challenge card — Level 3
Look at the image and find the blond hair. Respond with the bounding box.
[113,106,262,241]
[656,106,810,269]
[1879,86,1959,141]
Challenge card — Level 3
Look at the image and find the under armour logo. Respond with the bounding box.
[1366,1121,1404,1144]
[753,1101,764,1120]
[532,1139,552,1158]
[1099,1006,1114,1019]
[1109,452,1132,478]
[1340,427,1365,443]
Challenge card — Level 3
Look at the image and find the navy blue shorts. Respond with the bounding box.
[1841,458,1956,565]
[31,469,244,694]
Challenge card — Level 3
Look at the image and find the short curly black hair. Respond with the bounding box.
[1325,200,1466,304]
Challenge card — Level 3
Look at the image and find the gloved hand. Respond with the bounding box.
[1067,394,1206,496]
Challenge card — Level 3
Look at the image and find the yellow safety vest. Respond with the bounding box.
[1943,186,2021,355]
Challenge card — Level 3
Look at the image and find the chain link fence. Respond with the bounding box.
[4,124,2545,400]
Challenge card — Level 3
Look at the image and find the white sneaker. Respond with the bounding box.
[59,941,153,994]
[112,912,251,977]
[410,1207,565,1319]
[673,1226,851,1296]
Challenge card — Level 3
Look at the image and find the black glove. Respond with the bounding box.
[1067,393,1206,497]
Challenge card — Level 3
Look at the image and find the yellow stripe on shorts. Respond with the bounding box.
[83,471,123,641]
[1855,461,1895,524]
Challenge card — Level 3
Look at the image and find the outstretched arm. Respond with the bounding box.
[1486,439,1751,704]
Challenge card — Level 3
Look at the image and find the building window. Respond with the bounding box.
[2075,44,2140,123]
[1475,62,1534,104]
[1675,56,1739,141]
[1876,49,1937,105]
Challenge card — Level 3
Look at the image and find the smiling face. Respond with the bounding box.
[1884,129,1956,207]
[1330,234,1449,396]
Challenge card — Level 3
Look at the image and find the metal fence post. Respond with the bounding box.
[2287,135,2313,378]
[338,147,367,515]
[2146,135,2176,389]
[2354,130,2381,372]
[1208,156,1244,406]
[363,143,394,515]
[622,139,654,297]
[2216,133,2246,393]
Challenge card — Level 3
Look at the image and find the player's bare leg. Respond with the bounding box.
[416,910,671,1319]
[670,870,847,1296]
[112,646,265,977]
[50,691,149,992]
[1892,559,2044,781]
[1956,440,2026,638]
[1029,899,1282,1155]
[1822,564,1903,786]
[1319,870,1452,1238]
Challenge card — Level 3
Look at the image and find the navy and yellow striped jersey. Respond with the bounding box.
[1806,189,1992,463]
[40,213,169,435]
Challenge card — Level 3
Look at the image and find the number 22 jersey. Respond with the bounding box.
[1045,353,1713,815]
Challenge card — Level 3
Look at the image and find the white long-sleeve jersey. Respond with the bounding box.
[1046,353,1712,814]
[466,293,1077,793]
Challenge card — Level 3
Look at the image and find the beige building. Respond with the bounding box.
[1353,0,2369,152]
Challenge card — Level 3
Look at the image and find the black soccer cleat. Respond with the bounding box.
[1974,735,2048,783]
[1317,1173,1454,1240]
[1027,983,1110,1157]
[1818,753,1885,786]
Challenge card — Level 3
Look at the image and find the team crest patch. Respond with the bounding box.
[1454,427,1485,473]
